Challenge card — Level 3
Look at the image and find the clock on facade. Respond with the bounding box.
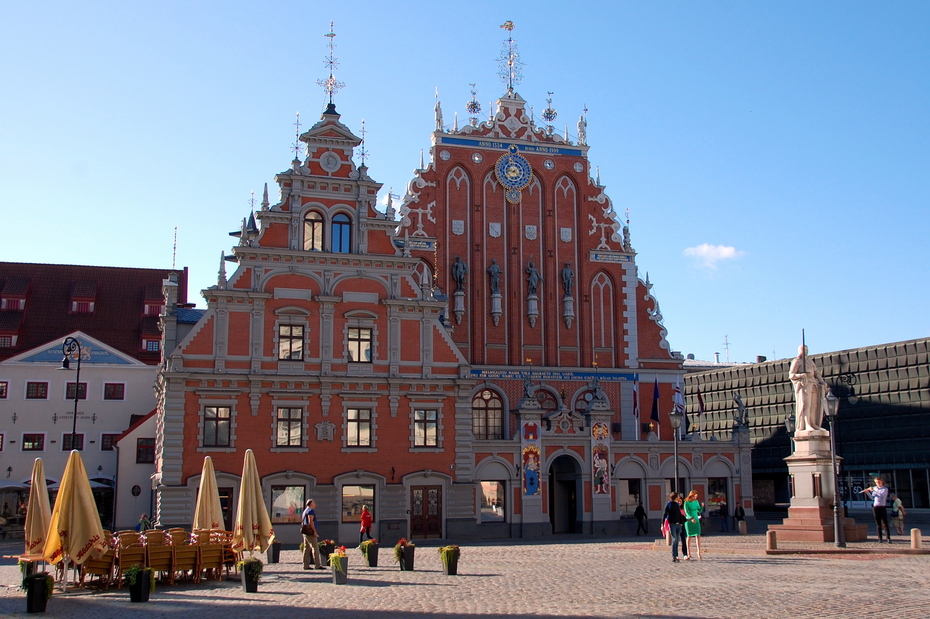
[495,145,532,204]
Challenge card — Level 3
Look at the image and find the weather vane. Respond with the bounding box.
[497,21,524,92]
[542,91,558,135]
[316,21,346,107]
[292,111,302,160]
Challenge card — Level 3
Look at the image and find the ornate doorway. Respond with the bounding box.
[548,455,581,534]
[409,485,442,539]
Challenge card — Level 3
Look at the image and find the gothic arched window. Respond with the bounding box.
[472,389,503,440]
[303,211,325,251]
[332,213,352,253]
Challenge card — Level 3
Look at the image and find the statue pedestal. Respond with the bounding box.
[768,432,867,542]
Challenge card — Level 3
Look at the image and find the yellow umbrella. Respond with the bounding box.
[192,456,225,530]
[24,458,52,556]
[43,451,107,567]
[231,449,274,554]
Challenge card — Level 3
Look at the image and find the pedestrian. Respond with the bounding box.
[359,505,373,544]
[719,501,730,533]
[663,492,686,563]
[676,494,689,559]
[684,490,704,559]
[301,499,325,569]
[861,476,891,543]
[137,513,152,531]
[634,502,648,536]
[733,504,745,532]
[890,493,906,535]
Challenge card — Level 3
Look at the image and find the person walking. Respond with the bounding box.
[359,505,373,544]
[719,502,730,533]
[862,476,891,542]
[634,502,648,536]
[301,499,325,569]
[663,493,686,563]
[137,513,153,531]
[684,490,704,559]
[890,493,906,535]
[733,504,745,532]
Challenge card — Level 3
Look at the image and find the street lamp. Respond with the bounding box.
[669,409,683,494]
[823,390,845,547]
[60,337,82,451]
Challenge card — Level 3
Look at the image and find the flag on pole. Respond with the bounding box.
[631,375,640,419]
[696,378,706,435]
[673,378,686,439]
[650,377,660,432]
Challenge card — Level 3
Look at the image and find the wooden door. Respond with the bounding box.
[409,485,442,539]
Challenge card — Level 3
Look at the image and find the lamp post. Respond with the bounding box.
[669,409,683,494]
[823,390,845,548]
[60,337,82,451]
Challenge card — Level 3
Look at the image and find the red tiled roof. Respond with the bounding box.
[113,408,157,445]
[1,277,30,296]
[0,262,188,364]
[71,280,98,299]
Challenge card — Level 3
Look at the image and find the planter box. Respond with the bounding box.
[24,574,51,613]
[442,554,459,576]
[319,543,335,564]
[128,569,153,603]
[267,542,282,564]
[241,570,259,593]
[362,544,379,567]
[399,546,416,571]
[331,556,348,585]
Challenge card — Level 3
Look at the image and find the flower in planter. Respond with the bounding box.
[393,537,416,563]
[237,556,264,582]
[22,572,55,602]
[359,538,378,557]
[328,546,348,573]
[124,564,157,593]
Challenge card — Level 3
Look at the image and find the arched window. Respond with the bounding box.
[332,213,352,253]
[472,389,503,440]
[303,211,325,251]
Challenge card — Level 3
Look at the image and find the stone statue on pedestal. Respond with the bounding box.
[788,344,828,434]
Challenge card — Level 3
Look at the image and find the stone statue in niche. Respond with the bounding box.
[561,263,574,297]
[526,261,542,296]
[451,256,468,291]
[487,259,501,294]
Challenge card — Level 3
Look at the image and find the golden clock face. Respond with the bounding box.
[495,146,532,191]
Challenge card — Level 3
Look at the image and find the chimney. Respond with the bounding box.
[714,352,720,363]
[756,355,767,363]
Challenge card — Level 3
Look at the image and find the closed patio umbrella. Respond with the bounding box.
[232,449,275,554]
[43,451,107,588]
[24,458,52,556]
[193,456,225,531]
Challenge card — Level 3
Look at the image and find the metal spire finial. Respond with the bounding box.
[497,21,524,92]
[292,112,302,161]
[542,91,558,135]
[465,83,482,127]
[316,21,345,108]
[358,119,369,166]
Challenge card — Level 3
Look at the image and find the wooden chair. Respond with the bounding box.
[79,530,116,589]
[144,530,175,585]
[194,529,225,581]
[218,530,241,577]
[168,528,201,583]
[114,531,147,588]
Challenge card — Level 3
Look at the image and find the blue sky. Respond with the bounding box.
[2,2,928,363]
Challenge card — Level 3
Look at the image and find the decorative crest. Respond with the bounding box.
[316,21,346,107]
[465,83,482,127]
[497,21,524,92]
[542,91,558,135]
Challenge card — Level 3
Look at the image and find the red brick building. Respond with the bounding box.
[155,77,752,543]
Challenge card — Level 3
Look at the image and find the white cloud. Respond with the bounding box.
[683,243,746,268]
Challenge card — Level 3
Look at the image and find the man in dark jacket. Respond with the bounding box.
[663,493,686,563]
[634,503,648,536]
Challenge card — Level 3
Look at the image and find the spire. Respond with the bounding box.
[358,119,369,167]
[497,21,524,93]
[316,21,345,111]
[292,112,302,164]
[261,183,269,210]
[218,251,227,288]
[453,111,458,132]
[465,83,482,127]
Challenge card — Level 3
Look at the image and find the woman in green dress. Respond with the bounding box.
[683,490,704,560]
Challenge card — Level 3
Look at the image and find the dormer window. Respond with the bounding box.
[1,277,30,311]
[70,280,98,315]
[304,211,325,251]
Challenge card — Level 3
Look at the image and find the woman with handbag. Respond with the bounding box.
[301,499,325,569]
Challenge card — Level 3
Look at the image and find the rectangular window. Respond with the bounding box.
[277,325,304,360]
[276,407,303,447]
[270,485,305,524]
[341,484,374,523]
[145,340,160,352]
[66,382,88,400]
[480,481,505,522]
[203,406,231,447]
[100,433,120,451]
[414,409,438,447]
[71,301,94,313]
[0,381,7,398]
[1,298,24,311]
[26,382,48,399]
[136,438,155,463]
[103,383,125,400]
[23,433,44,451]
[0,433,4,451]
[347,328,372,362]
[62,433,84,451]
[144,303,163,316]
[346,408,371,446]
[0,336,12,347]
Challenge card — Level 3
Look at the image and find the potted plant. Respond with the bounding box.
[318,539,336,563]
[359,538,379,567]
[437,544,461,576]
[123,564,155,603]
[328,546,348,585]
[393,538,416,571]
[22,572,54,613]
[267,540,282,564]
[237,556,263,593]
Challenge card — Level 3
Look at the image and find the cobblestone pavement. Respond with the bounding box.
[0,530,927,619]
